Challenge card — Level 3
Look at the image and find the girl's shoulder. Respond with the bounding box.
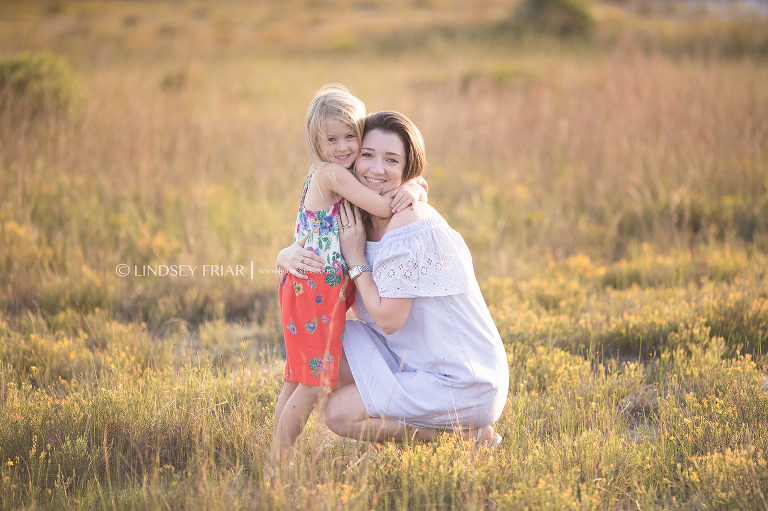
[310,162,352,193]
[314,162,350,180]
[304,163,348,212]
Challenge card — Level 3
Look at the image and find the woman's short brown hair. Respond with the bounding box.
[363,111,427,182]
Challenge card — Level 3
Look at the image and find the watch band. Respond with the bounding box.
[348,264,372,281]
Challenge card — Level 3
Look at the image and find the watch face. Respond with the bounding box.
[349,265,370,280]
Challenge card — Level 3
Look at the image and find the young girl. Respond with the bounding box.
[268,85,427,470]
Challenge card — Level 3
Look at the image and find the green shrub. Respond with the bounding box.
[515,0,594,36]
[36,266,113,317]
[688,449,768,509]
[0,51,80,119]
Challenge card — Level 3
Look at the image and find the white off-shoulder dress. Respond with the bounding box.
[343,214,509,430]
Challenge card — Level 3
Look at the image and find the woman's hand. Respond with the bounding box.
[340,199,414,334]
[276,233,326,279]
[389,177,428,212]
[338,200,367,266]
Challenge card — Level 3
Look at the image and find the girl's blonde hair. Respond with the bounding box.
[305,84,366,169]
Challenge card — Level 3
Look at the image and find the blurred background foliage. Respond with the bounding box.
[1,0,766,333]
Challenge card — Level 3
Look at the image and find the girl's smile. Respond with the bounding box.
[323,119,360,168]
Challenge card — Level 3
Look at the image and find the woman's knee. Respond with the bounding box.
[323,384,368,436]
[323,389,344,433]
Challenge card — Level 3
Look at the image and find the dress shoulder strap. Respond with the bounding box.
[300,163,331,208]
[299,166,317,207]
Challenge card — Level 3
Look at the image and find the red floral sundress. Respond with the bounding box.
[279,170,355,387]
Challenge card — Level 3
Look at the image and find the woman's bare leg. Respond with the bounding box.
[333,349,355,389]
[324,379,499,445]
[324,383,441,442]
[325,352,421,441]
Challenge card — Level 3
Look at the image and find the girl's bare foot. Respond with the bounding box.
[263,460,293,481]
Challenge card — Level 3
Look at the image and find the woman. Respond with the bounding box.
[277,111,509,446]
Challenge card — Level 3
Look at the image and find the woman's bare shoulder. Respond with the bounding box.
[386,203,439,232]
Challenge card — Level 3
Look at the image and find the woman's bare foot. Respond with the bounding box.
[469,426,502,448]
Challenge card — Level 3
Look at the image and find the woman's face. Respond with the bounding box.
[354,129,406,196]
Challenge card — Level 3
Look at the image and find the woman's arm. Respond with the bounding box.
[276,233,326,279]
[338,201,413,335]
[317,163,426,217]
[349,274,413,335]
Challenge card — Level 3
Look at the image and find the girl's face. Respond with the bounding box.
[354,129,406,196]
[323,119,360,169]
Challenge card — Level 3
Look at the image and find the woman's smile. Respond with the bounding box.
[355,129,406,195]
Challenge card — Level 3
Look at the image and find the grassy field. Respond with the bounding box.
[1,0,768,508]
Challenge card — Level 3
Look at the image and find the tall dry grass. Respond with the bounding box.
[2,33,766,322]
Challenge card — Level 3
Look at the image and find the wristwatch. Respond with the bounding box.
[348,264,372,281]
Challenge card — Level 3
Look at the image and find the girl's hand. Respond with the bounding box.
[276,233,326,279]
[389,178,428,212]
[413,176,429,195]
[338,200,367,266]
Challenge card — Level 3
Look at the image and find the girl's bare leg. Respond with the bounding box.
[272,383,327,467]
[268,350,355,469]
[268,381,298,466]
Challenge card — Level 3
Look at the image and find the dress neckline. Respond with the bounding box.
[365,214,443,245]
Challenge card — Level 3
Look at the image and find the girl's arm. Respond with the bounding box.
[390,176,428,211]
[338,200,413,335]
[316,163,426,217]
